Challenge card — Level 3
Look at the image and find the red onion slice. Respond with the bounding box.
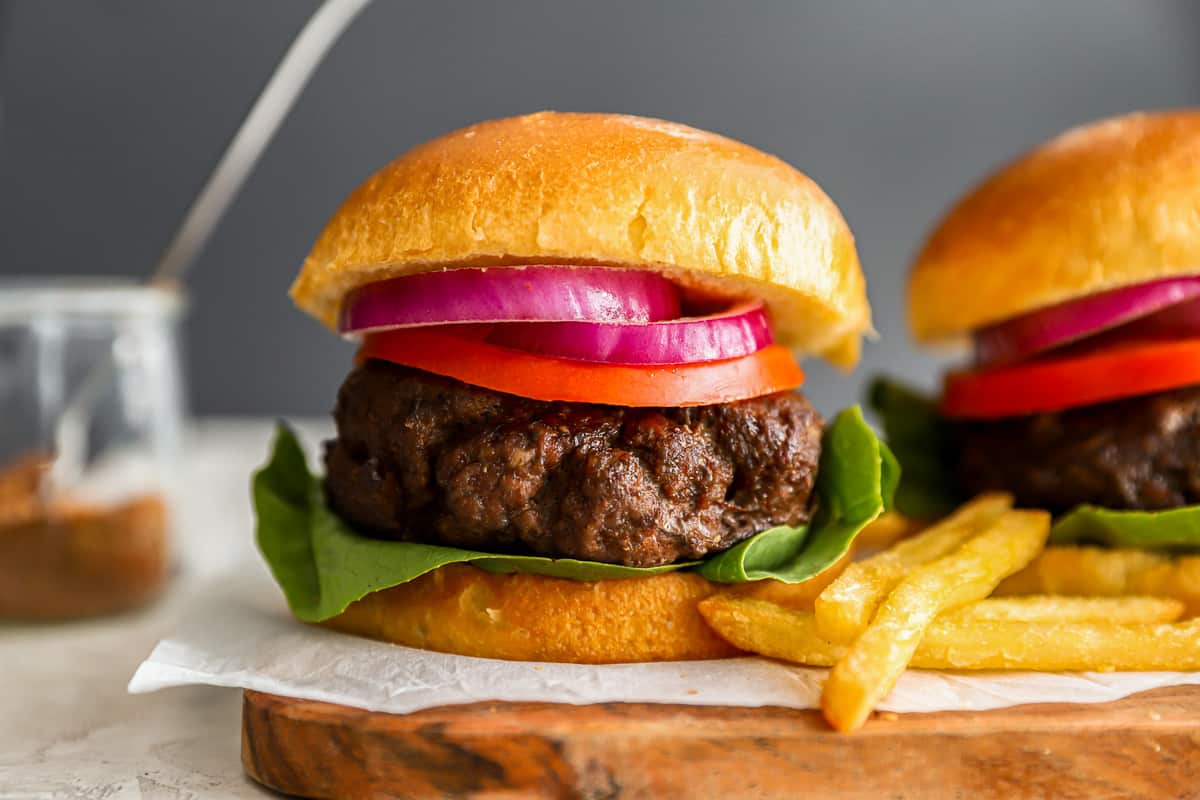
[339,266,681,335]
[1047,296,1200,359]
[974,276,1200,366]
[1103,295,1200,340]
[486,300,773,365]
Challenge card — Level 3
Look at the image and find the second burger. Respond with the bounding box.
[879,110,1200,553]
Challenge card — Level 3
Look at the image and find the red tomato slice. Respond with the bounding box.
[360,325,804,406]
[943,338,1200,418]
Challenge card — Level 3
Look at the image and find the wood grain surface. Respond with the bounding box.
[242,686,1200,799]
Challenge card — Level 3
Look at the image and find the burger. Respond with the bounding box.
[876,110,1200,555]
[255,112,892,664]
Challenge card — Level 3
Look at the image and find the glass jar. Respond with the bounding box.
[0,278,185,619]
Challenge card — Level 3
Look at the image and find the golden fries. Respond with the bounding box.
[940,595,1184,624]
[698,492,1199,734]
[997,545,1166,596]
[852,511,924,551]
[998,546,1200,619]
[821,508,1049,731]
[700,595,1200,671]
[917,617,1200,671]
[699,596,843,667]
[1139,557,1200,619]
[815,493,1013,643]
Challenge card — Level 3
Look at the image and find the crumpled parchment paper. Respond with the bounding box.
[129,567,1200,715]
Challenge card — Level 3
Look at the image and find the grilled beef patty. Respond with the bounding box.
[957,386,1200,511]
[323,360,822,566]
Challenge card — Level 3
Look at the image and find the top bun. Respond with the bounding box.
[292,112,870,367]
[910,110,1200,343]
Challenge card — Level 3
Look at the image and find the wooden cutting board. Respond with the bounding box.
[242,685,1200,799]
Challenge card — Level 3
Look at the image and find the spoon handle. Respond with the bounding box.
[153,0,372,282]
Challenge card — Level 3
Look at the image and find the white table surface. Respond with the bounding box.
[0,418,331,799]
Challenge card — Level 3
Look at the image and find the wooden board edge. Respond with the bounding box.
[242,686,1200,799]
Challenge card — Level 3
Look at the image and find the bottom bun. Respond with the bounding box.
[320,545,858,664]
[321,563,741,663]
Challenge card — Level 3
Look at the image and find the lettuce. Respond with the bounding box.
[1051,505,1200,551]
[255,407,896,622]
[697,406,899,582]
[868,378,959,519]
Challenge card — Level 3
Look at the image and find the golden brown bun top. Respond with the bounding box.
[910,110,1200,343]
[292,112,870,367]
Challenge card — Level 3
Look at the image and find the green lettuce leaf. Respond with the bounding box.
[697,406,897,582]
[255,406,896,622]
[868,378,960,519]
[1051,505,1200,551]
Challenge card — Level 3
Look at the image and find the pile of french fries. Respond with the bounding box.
[699,493,1200,733]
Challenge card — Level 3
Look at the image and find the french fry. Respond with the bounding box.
[1134,557,1200,619]
[698,595,843,666]
[699,595,1200,671]
[940,595,1184,624]
[815,493,1013,643]
[996,546,1167,596]
[917,616,1200,671]
[853,512,924,551]
[997,546,1200,618]
[820,509,1049,732]
[703,496,1197,734]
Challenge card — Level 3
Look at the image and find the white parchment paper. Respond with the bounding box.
[128,568,1200,715]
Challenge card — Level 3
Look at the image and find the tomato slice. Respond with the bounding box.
[943,338,1200,418]
[360,325,804,406]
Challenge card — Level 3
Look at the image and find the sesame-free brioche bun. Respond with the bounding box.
[320,564,740,663]
[910,110,1200,343]
[291,112,870,367]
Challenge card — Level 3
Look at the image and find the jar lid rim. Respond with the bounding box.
[0,278,184,319]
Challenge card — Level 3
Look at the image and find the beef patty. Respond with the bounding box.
[957,385,1200,512]
[324,360,823,567]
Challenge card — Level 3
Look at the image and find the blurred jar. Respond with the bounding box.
[0,278,184,619]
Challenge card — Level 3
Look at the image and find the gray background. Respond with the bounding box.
[2,1,1198,417]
